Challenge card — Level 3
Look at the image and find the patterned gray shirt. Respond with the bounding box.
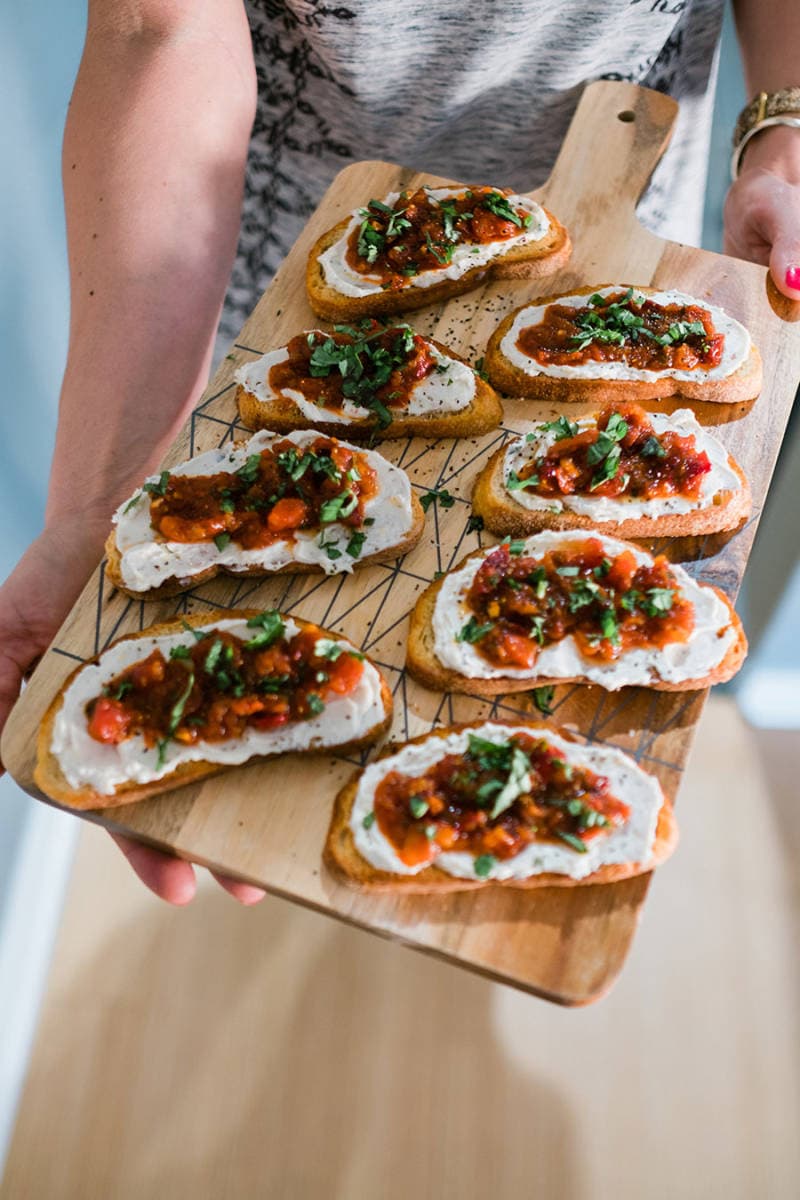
[223,0,724,338]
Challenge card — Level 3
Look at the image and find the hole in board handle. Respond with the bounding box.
[617,110,636,123]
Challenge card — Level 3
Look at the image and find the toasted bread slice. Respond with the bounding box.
[324,720,678,891]
[35,609,393,811]
[235,333,503,440]
[105,430,425,601]
[471,410,752,540]
[306,195,571,322]
[484,285,763,404]
[406,537,747,696]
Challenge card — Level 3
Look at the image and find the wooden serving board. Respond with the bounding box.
[5,82,800,1005]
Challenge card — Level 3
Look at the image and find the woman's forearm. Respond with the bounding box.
[48,1,256,532]
[732,0,800,95]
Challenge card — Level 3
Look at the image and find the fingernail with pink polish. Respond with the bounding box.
[785,266,800,291]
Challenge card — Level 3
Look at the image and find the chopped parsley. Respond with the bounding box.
[467,513,484,534]
[214,532,231,551]
[362,811,376,830]
[307,693,325,716]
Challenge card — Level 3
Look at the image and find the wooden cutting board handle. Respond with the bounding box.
[537,81,678,236]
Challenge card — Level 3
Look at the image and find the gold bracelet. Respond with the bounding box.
[731,114,800,180]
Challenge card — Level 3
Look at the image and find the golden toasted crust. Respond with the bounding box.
[34,608,394,812]
[471,441,752,540]
[104,459,426,601]
[483,284,763,405]
[323,719,678,891]
[404,549,748,697]
[235,336,504,440]
[305,209,572,321]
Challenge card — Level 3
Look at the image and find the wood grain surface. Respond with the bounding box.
[4,81,800,1004]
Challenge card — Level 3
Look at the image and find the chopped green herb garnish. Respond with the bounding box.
[122,492,142,514]
[420,488,455,512]
[506,470,539,492]
[103,679,133,700]
[467,513,484,534]
[143,470,170,497]
[235,454,262,486]
[457,617,495,644]
[481,191,528,228]
[318,536,342,560]
[315,637,364,663]
[214,532,231,551]
[244,610,285,649]
[473,853,497,878]
[409,796,429,819]
[642,587,675,616]
[530,685,555,717]
[362,811,376,830]
[319,490,358,523]
[555,830,588,853]
[307,694,325,716]
[346,530,367,559]
[640,435,667,459]
[538,416,580,440]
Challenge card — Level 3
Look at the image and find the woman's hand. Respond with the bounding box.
[724,124,800,298]
[0,517,265,907]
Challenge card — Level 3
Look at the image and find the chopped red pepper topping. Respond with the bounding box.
[458,538,694,668]
[346,187,534,289]
[517,289,725,371]
[148,436,377,551]
[513,403,712,501]
[269,321,438,425]
[86,615,365,763]
[373,731,630,871]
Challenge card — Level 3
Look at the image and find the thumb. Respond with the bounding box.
[0,653,24,773]
[769,229,800,300]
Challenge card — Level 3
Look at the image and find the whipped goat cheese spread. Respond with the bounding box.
[503,409,742,520]
[51,618,387,794]
[319,187,550,298]
[432,530,737,689]
[112,429,416,591]
[350,722,663,881]
[235,337,476,424]
[499,288,750,382]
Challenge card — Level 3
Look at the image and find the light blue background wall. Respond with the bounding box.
[0,2,87,1168]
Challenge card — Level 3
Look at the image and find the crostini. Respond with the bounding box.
[406,531,746,695]
[35,609,393,810]
[471,403,751,539]
[235,320,502,440]
[325,720,677,890]
[307,185,571,320]
[106,430,424,600]
[484,285,762,404]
